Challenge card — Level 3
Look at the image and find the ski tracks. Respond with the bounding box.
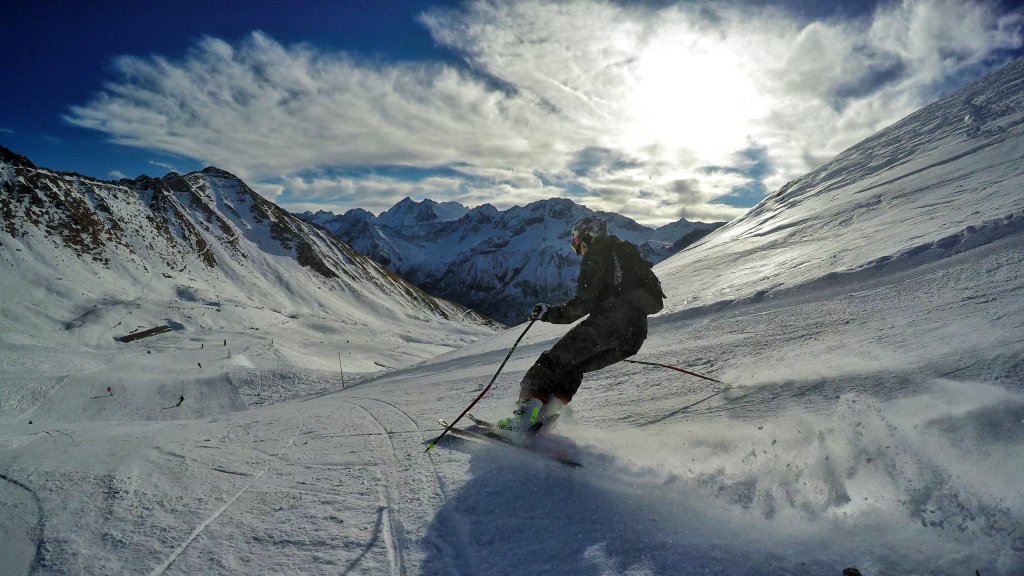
[146,470,267,576]
[148,414,304,576]
[344,399,409,576]
[350,397,449,502]
[0,472,45,576]
[148,397,470,575]
[346,397,477,576]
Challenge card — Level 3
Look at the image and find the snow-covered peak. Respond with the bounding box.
[0,145,36,169]
[342,207,376,220]
[648,217,700,242]
[377,197,470,227]
[465,203,500,220]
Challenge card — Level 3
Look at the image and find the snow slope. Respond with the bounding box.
[0,156,497,420]
[1,58,1023,575]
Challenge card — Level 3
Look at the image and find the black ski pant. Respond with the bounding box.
[520,303,647,403]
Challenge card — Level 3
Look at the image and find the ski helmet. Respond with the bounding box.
[570,216,607,255]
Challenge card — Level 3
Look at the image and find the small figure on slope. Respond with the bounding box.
[492,216,666,443]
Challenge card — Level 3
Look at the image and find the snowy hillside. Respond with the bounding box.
[0,150,498,417]
[301,198,721,324]
[654,55,1024,317]
[1,57,1022,576]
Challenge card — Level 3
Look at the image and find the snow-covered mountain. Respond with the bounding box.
[301,198,721,324]
[0,147,498,413]
[655,57,1024,315]
[1,58,1022,576]
[377,197,470,227]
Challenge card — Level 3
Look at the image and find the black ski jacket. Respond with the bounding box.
[544,235,659,324]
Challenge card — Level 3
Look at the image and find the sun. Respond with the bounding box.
[623,34,768,163]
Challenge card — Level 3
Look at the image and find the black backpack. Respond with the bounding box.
[605,237,666,314]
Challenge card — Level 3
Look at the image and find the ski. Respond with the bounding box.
[466,413,493,428]
[437,418,582,468]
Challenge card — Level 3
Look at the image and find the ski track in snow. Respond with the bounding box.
[146,469,268,576]
[349,396,450,502]
[339,396,475,576]
[343,400,408,576]
[147,413,304,576]
[0,472,44,576]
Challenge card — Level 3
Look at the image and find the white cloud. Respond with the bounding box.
[749,0,1022,191]
[250,182,285,202]
[66,0,1022,225]
[148,160,182,174]
[67,32,557,177]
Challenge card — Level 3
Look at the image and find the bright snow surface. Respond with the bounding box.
[2,60,1023,575]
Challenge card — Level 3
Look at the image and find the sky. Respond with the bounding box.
[2,0,1022,226]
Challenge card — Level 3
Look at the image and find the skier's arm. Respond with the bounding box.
[545,252,605,324]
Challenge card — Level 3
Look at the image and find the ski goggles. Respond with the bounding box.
[570,233,584,255]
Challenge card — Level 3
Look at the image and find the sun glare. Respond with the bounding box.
[624,36,767,162]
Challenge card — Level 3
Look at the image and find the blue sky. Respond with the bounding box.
[3,0,1022,225]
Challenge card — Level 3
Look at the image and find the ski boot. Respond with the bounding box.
[492,398,546,445]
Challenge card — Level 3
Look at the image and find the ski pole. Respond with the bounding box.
[426,319,536,452]
[623,358,725,385]
[625,359,734,424]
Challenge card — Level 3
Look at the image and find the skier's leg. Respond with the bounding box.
[539,306,648,403]
[519,351,580,401]
[497,307,646,439]
[494,347,579,441]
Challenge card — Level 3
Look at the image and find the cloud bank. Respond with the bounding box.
[67,0,1022,225]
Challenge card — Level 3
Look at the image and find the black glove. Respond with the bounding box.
[530,303,550,321]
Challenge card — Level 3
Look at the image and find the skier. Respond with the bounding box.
[161,395,186,411]
[493,216,665,443]
[107,386,113,396]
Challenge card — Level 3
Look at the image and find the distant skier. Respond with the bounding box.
[493,216,665,442]
[107,386,113,396]
[162,395,186,411]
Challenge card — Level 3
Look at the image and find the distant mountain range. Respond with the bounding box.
[299,198,723,324]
